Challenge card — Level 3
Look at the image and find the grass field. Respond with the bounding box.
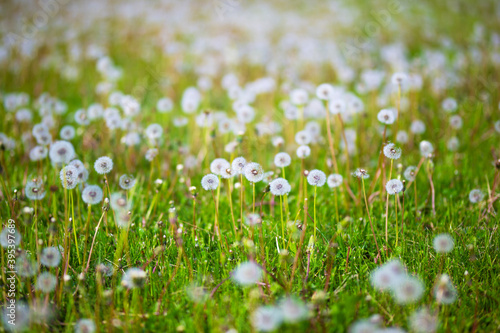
[1,0,500,332]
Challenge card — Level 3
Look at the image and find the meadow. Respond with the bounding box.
[1,0,500,332]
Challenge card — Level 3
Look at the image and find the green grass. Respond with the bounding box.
[1,0,500,332]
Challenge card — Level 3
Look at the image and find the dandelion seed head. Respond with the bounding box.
[468,189,484,203]
[269,178,291,196]
[1,301,30,332]
[251,306,283,332]
[327,174,343,188]
[59,125,75,140]
[307,169,326,187]
[231,156,247,175]
[210,158,230,176]
[245,213,262,226]
[370,260,404,291]
[433,233,454,253]
[434,274,457,304]
[377,109,396,125]
[274,152,291,168]
[145,123,163,140]
[447,137,459,151]
[449,115,463,129]
[392,276,424,304]
[232,261,262,286]
[110,193,131,211]
[295,130,312,145]
[296,145,311,159]
[201,174,219,191]
[29,146,48,161]
[409,308,439,333]
[35,272,57,293]
[396,130,409,144]
[49,140,75,165]
[244,162,264,183]
[419,140,434,157]
[145,148,159,161]
[316,83,335,100]
[121,268,147,289]
[349,320,379,333]
[410,120,426,134]
[329,98,346,114]
[25,177,46,200]
[278,297,308,323]
[82,185,103,205]
[353,168,369,179]
[16,253,37,277]
[383,143,402,160]
[290,88,309,106]
[75,319,96,333]
[442,97,457,113]
[0,227,21,248]
[119,174,136,190]
[60,165,78,188]
[94,156,113,174]
[386,179,404,195]
[40,246,62,267]
[404,166,417,182]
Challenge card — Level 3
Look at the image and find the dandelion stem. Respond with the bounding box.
[280,194,285,249]
[395,194,399,247]
[361,177,381,261]
[313,185,317,245]
[385,159,394,254]
[227,178,237,236]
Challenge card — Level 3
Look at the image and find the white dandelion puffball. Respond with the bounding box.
[25,178,46,200]
[377,109,396,125]
[404,166,417,182]
[316,83,335,100]
[411,120,426,134]
[59,125,75,140]
[60,165,78,189]
[295,130,312,145]
[449,115,463,129]
[434,274,457,305]
[419,140,434,157]
[393,276,425,304]
[121,267,147,289]
[210,158,230,176]
[119,174,136,190]
[94,156,113,174]
[383,143,402,160]
[370,260,405,291]
[296,145,311,159]
[245,213,262,226]
[0,227,22,248]
[156,97,173,113]
[386,179,404,195]
[145,123,163,140]
[231,156,247,175]
[82,185,103,205]
[35,272,57,293]
[290,88,309,106]
[244,162,264,183]
[391,72,409,87]
[307,169,326,187]
[274,152,291,168]
[442,97,457,113]
[409,308,439,333]
[329,98,346,115]
[201,174,219,191]
[75,319,96,333]
[327,174,343,188]
[232,261,262,286]
[251,306,283,332]
[468,189,485,203]
[433,234,454,253]
[352,168,369,179]
[49,140,75,165]
[269,178,291,196]
[40,246,62,267]
[278,297,308,323]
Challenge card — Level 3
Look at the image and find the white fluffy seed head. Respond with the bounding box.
[433,233,454,253]
[327,174,343,188]
[201,174,219,191]
[244,162,264,183]
[377,109,396,125]
[82,185,103,205]
[269,178,291,196]
[383,143,402,160]
[94,156,113,174]
[307,169,326,187]
[386,179,404,195]
[404,166,417,182]
[210,158,230,176]
[468,189,484,203]
[296,145,311,159]
[274,152,291,168]
[419,140,434,157]
[231,156,247,175]
[232,261,262,286]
